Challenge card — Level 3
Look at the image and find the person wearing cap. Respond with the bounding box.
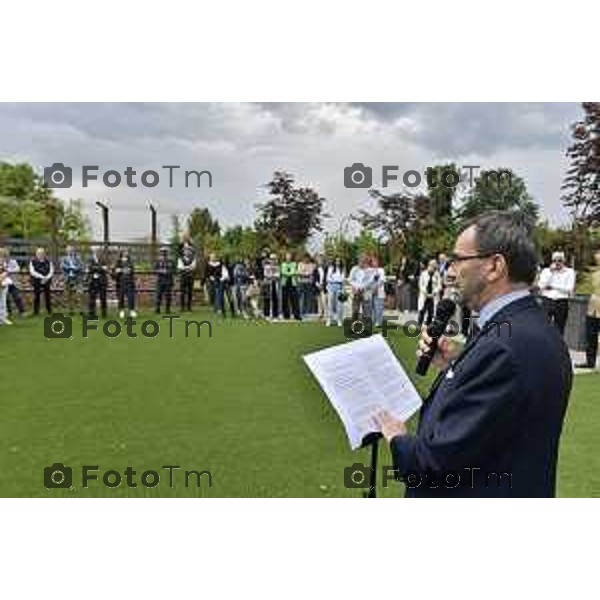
[538,251,576,335]
[155,247,175,314]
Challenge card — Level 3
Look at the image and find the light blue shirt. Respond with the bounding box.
[478,289,530,329]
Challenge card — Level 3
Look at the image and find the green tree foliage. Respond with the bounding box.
[256,171,328,247]
[459,168,539,223]
[561,102,600,266]
[169,214,182,253]
[61,199,91,242]
[425,163,458,220]
[355,189,437,265]
[0,162,90,244]
[219,226,262,260]
[562,102,600,226]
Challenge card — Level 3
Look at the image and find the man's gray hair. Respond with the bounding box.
[462,211,539,285]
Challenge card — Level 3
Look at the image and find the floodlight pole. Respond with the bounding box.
[149,203,158,262]
[96,201,110,248]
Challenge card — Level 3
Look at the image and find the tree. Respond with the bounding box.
[169,214,182,252]
[256,171,328,247]
[0,162,91,247]
[187,207,220,245]
[425,163,459,221]
[561,102,600,266]
[323,231,356,268]
[459,168,539,223]
[220,226,262,259]
[0,162,45,201]
[562,102,600,226]
[354,188,434,265]
[60,199,91,243]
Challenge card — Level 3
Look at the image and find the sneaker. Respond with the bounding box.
[119,310,125,319]
[130,310,137,318]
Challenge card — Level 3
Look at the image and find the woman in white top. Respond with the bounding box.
[326,258,346,326]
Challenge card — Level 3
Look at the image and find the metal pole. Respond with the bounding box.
[96,201,109,247]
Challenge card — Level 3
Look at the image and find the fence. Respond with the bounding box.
[2,238,206,311]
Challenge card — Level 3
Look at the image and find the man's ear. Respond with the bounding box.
[488,254,508,282]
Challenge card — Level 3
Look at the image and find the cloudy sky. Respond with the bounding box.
[0,102,582,243]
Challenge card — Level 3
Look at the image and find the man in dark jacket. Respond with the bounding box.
[113,249,136,318]
[87,246,109,318]
[376,211,572,497]
[178,243,196,312]
[29,247,54,315]
[155,247,175,314]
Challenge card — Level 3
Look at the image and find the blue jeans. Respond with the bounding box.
[373,297,384,326]
[327,283,345,325]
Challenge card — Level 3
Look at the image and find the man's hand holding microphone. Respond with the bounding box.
[375,299,460,441]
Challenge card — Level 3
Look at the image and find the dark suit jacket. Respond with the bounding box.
[390,295,573,497]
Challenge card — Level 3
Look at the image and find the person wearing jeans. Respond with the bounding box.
[232,259,250,317]
[61,245,84,314]
[370,257,386,327]
[326,258,345,326]
[349,254,373,319]
[262,254,280,320]
[4,250,25,317]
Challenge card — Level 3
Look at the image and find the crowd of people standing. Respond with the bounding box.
[1,240,598,370]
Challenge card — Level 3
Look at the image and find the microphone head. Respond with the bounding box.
[436,298,457,320]
[415,298,457,376]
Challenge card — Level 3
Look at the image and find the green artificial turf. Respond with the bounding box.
[0,311,597,497]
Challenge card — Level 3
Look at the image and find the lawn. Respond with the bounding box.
[0,311,598,497]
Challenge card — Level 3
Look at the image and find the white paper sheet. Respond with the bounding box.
[303,334,422,449]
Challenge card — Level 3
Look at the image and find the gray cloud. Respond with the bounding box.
[0,102,582,241]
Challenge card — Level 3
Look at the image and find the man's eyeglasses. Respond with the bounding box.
[447,252,497,265]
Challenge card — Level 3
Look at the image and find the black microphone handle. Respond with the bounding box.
[415,332,439,376]
[415,299,456,376]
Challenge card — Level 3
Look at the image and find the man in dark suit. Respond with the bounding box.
[376,211,573,497]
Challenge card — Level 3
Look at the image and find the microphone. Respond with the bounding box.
[415,298,456,376]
